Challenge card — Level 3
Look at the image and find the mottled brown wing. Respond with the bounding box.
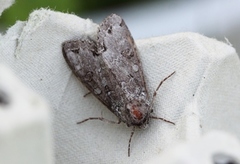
[97,14,149,105]
[62,39,127,119]
[63,40,111,107]
[62,14,150,124]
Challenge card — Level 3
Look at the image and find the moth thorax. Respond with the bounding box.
[126,100,149,125]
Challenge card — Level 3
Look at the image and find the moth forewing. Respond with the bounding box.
[62,14,175,157]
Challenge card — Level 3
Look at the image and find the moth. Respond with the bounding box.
[62,14,175,156]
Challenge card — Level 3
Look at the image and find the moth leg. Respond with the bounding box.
[83,91,92,97]
[77,117,121,124]
[128,126,136,157]
[149,71,175,108]
[154,71,175,97]
[149,71,176,125]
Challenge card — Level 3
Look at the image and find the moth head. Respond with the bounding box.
[126,100,150,127]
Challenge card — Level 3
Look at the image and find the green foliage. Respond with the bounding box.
[0,0,79,27]
[0,0,143,30]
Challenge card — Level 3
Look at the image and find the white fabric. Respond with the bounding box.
[146,131,240,164]
[1,8,240,163]
[0,0,14,16]
[0,64,53,164]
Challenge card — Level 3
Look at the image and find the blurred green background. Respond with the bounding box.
[0,0,148,29]
[1,0,240,55]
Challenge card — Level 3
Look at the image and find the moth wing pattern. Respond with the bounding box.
[62,14,151,125]
[98,14,148,99]
[62,13,176,157]
[97,14,150,124]
[62,39,119,109]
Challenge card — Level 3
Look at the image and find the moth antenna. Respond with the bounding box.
[148,71,176,110]
[128,126,136,157]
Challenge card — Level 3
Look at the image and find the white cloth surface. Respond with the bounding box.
[0,0,14,16]
[0,64,53,164]
[146,131,240,164]
[1,8,240,163]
